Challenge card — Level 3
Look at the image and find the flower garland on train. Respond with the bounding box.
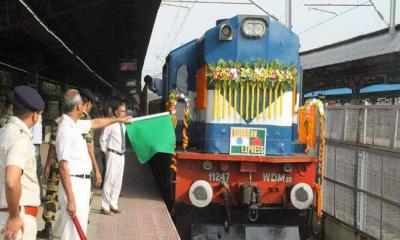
[298,98,326,219]
[166,90,190,173]
[207,59,298,121]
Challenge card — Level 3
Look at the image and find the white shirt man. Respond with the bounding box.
[100,102,127,215]
[56,89,130,240]
[56,114,92,239]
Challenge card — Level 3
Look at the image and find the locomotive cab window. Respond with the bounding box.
[176,64,188,94]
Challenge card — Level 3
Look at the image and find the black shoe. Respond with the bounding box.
[37,222,53,240]
[110,207,122,214]
[100,208,114,215]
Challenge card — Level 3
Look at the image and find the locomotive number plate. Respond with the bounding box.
[208,172,230,183]
[230,127,266,156]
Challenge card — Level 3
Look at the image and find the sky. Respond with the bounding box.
[142,0,399,82]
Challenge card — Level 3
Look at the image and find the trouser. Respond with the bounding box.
[0,207,37,240]
[34,144,43,199]
[42,159,60,224]
[101,152,107,189]
[58,176,91,240]
[101,151,125,211]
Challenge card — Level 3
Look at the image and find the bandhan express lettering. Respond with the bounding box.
[240,145,264,154]
[263,173,292,183]
[232,129,258,138]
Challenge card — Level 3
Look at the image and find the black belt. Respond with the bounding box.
[107,148,124,156]
[70,174,91,179]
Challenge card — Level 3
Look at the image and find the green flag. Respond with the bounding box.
[126,112,176,164]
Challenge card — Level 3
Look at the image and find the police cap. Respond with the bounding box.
[14,86,45,111]
[80,88,97,103]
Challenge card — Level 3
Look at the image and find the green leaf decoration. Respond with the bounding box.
[207,59,298,94]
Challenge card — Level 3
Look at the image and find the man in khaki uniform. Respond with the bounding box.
[0,86,45,240]
[80,89,102,187]
[0,91,14,128]
[37,115,62,239]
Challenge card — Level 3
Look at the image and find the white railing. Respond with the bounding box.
[325,105,400,150]
[323,106,400,240]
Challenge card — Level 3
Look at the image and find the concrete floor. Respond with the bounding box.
[36,145,180,240]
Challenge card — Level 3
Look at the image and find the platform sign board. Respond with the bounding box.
[119,59,137,71]
[230,127,266,156]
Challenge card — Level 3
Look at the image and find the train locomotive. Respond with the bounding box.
[146,15,319,240]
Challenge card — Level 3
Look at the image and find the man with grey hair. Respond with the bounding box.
[56,89,131,239]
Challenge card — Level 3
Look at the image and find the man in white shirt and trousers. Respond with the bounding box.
[56,90,130,239]
[100,101,127,215]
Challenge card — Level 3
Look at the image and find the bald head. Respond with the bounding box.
[62,89,83,113]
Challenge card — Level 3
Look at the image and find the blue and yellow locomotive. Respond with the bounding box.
[147,15,318,240]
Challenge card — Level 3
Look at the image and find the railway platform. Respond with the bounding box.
[37,148,180,240]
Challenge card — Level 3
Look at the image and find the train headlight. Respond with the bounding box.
[189,180,213,208]
[219,23,233,41]
[241,19,267,38]
[290,183,313,210]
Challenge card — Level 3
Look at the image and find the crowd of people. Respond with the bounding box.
[0,86,132,240]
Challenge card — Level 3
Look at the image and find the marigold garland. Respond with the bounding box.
[299,98,326,219]
[166,90,191,172]
[207,59,298,121]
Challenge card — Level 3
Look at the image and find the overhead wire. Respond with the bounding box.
[368,0,389,27]
[248,0,279,21]
[17,0,114,89]
[147,1,196,80]
[161,3,190,9]
[278,0,306,21]
[168,0,197,50]
[307,7,338,16]
[162,0,251,4]
[298,0,370,35]
[158,3,184,61]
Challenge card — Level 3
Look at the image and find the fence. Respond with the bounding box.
[323,106,400,240]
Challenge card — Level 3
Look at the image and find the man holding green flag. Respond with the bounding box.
[100,109,175,215]
[126,112,176,164]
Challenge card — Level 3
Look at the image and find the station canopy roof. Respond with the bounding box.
[0,0,161,98]
[301,25,400,93]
